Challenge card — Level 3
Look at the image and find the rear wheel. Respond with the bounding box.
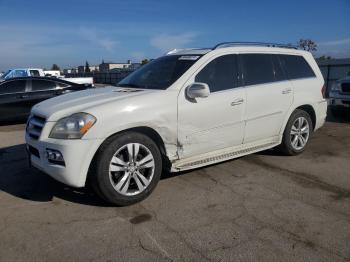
[90,132,162,206]
[279,109,312,156]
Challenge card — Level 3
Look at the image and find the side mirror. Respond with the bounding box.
[186,82,210,99]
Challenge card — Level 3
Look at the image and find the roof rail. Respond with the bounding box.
[166,47,211,55]
[212,42,298,50]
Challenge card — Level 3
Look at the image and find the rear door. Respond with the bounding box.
[0,79,29,120]
[240,53,293,143]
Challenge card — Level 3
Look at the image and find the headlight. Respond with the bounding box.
[331,83,341,92]
[49,113,96,139]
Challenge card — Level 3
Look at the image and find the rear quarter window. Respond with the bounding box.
[279,55,316,80]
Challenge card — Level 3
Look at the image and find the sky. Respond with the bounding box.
[0,0,349,71]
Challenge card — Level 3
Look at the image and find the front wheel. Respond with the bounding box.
[90,132,162,206]
[279,109,313,156]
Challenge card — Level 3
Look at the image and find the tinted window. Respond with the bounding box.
[118,55,200,90]
[241,54,275,86]
[271,55,287,81]
[279,55,316,80]
[32,80,56,91]
[0,80,26,94]
[195,55,238,92]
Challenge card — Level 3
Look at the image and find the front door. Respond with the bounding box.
[178,54,246,158]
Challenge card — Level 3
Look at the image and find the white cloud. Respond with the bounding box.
[318,38,350,46]
[150,32,197,52]
[131,51,146,62]
[316,38,350,58]
[79,27,119,51]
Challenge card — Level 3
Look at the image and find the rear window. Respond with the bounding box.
[279,55,316,80]
[32,80,56,91]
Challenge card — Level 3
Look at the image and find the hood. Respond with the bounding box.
[32,86,153,121]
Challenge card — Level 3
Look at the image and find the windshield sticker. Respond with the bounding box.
[178,56,200,61]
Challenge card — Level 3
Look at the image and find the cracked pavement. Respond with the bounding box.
[0,116,350,261]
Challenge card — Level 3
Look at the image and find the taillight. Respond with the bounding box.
[321,84,326,99]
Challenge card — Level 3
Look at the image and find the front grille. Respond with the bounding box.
[342,83,350,93]
[27,115,46,140]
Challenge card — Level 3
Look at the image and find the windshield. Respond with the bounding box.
[1,70,12,79]
[118,55,201,90]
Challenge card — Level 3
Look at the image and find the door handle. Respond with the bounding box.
[17,95,29,99]
[231,98,244,106]
[282,88,292,94]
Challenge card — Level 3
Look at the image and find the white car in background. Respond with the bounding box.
[25,42,327,206]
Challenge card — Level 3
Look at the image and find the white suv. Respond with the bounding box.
[25,42,327,205]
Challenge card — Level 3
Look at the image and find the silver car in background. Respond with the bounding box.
[329,76,350,116]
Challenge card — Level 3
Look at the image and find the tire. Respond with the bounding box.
[89,132,162,206]
[279,109,313,156]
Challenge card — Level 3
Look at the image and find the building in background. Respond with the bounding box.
[99,60,132,72]
[63,68,78,74]
[77,65,99,73]
[317,58,350,92]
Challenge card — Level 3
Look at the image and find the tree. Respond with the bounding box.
[141,59,149,65]
[85,61,91,73]
[51,64,60,71]
[298,39,317,52]
[318,55,332,61]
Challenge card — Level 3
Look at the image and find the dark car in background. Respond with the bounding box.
[0,77,93,122]
[329,76,350,116]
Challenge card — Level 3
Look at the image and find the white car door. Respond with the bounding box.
[178,54,246,158]
[240,53,293,143]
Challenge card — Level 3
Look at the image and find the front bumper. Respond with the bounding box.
[25,133,103,187]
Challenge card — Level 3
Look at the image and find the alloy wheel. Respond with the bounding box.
[290,116,310,151]
[109,143,155,196]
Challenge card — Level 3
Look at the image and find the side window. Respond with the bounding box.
[0,80,26,94]
[195,54,238,92]
[30,70,40,77]
[279,55,316,80]
[31,80,56,91]
[241,54,275,86]
[13,70,28,77]
[271,55,287,81]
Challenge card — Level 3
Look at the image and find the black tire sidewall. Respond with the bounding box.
[282,109,313,155]
[93,132,162,206]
